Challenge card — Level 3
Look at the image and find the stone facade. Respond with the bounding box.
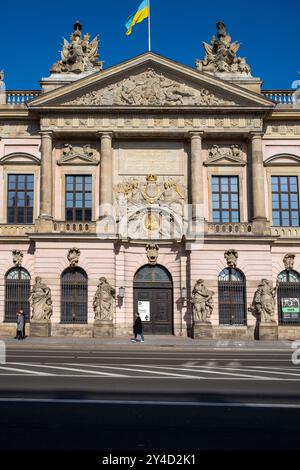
[0,22,300,340]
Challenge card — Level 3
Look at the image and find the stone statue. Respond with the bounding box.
[196,22,251,75]
[29,277,53,321]
[0,71,5,105]
[283,253,295,271]
[250,279,277,323]
[50,21,103,74]
[67,248,81,267]
[146,244,159,265]
[191,279,214,323]
[12,250,23,267]
[224,249,238,268]
[93,277,116,321]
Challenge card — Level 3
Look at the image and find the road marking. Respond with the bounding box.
[68,363,205,379]
[9,363,128,377]
[0,397,300,408]
[0,365,54,376]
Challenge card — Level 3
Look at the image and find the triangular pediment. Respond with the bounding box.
[28,53,274,110]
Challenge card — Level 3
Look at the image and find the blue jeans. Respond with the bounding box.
[135,333,144,341]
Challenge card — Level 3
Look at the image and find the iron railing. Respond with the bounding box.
[61,267,88,324]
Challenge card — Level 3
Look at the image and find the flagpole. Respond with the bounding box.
[147,0,151,52]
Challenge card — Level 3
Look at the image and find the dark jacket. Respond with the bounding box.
[133,316,143,335]
[17,314,24,332]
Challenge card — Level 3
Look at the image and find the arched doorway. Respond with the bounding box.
[61,267,88,323]
[277,270,300,325]
[133,265,173,335]
[218,268,247,325]
[5,268,31,322]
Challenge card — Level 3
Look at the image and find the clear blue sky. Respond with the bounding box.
[1,0,299,90]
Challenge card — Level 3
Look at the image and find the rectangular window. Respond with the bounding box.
[7,174,34,224]
[212,176,240,223]
[65,175,92,222]
[271,176,299,227]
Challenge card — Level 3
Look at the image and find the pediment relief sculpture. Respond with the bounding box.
[50,21,103,75]
[64,68,236,107]
[205,144,245,165]
[58,143,98,164]
[196,22,251,76]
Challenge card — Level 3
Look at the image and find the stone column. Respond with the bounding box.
[190,132,204,220]
[99,132,113,216]
[251,133,267,222]
[39,132,53,222]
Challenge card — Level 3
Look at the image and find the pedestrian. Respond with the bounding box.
[20,310,26,339]
[16,311,24,340]
[14,310,20,339]
[131,312,145,343]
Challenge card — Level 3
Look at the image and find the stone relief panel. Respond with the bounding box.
[0,121,40,137]
[40,114,262,132]
[204,143,246,165]
[115,175,187,240]
[63,68,236,107]
[265,122,300,137]
[56,142,99,165]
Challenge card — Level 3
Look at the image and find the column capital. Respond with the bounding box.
[190,131,204,140]
[98,131,114,139]
[249,131,264,140]
[39,131,53,138]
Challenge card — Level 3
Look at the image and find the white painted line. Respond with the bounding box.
[68,363,205,379]
[10,363,127,377]
[0,398,300,408]
[0,365,54,376]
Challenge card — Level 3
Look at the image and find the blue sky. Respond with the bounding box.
[1,0,299,89]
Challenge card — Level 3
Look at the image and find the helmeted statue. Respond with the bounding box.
[191,279,214,323]
[250,279,277,323]
[196,22,251,75]
[50,21,103,74]
[29,277,53,321]
[93,277,116,321]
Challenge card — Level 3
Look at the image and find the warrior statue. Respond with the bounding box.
[29,277,53,321]
[93,277,116,321]
[250,279,277,323]
[50,21,103,74]
[191,279,214,323]
[196,22,251,75]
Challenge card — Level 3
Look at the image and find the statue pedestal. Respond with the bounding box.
[193,321,213,340]
[259,322,278,341]
[93,321,113,338]
[30,321,51,337]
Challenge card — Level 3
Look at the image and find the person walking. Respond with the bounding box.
[131,312,145,343]
[20,310,26,339]
[16,312,24,340]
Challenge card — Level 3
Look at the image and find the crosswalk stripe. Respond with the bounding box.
[9,363,127,377]
[0,365,54,376]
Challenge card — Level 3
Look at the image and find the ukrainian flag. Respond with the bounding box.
[125,0,149,36]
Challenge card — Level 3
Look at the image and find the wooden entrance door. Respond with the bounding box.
[133,265,173,335]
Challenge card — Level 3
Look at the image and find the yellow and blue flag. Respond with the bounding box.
[125,0,149,36]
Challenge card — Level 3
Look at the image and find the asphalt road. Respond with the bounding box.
[1,346,300,456]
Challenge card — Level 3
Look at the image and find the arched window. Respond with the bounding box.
[218,268,246,325]
[277,270,300,325]
[61,267,88,323]
[5,268,31,322]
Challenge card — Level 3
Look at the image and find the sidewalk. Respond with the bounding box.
[0,335,295,351]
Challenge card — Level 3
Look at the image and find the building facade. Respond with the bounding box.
[0,21,300,339]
